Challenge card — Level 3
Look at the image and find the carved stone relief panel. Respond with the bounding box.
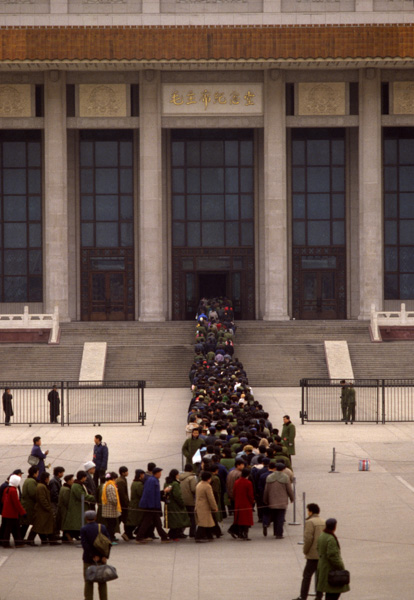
[69,0,141,13]
[281,0,355,11]
[78,84,129,117]
[0,84,33,117]
[393,82,414,115]
[0,0,49,13]
[297,82,347,116]
[374,0,414,10]
[161,0,263,13]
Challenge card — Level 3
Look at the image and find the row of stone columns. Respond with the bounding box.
[43,69,382,322]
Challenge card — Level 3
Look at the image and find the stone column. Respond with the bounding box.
[139,70,166,321]
[44,71,70,321]
[262,70,289,321]
[358,68,382,319]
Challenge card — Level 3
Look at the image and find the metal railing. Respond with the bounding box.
[0,380,146,426]
[300,378,414,424]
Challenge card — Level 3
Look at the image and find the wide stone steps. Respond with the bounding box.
[1,320,414,387]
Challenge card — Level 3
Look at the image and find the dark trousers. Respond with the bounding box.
[2,517,23,547]
[300,559,322,600]
[83,562,108,600]
[195,525,214,540]
[269,508,286,537]
[326,594,341,600]
[136,511,168,541]
[346,403,356,422]
[185,505,196,537]
[105,518,117,541]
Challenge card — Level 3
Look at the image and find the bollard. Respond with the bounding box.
[288,477,301,526]
[329,447,338,473]
[297,491,305,545]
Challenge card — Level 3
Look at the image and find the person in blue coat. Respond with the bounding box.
[135,468,171,543]
[80,510,111,600]
[93,435,109,485]
[30,437,49,480]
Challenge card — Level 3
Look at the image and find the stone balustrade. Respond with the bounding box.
[370,303,414,342]
[0,305,60,344]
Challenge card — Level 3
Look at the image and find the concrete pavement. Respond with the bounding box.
[1,387,414,599]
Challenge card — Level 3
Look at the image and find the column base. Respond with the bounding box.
[139,314,166,323]
[262,313,290,321]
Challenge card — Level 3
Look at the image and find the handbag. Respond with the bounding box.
[328,569,350,587]
[93,524,111,558]
[28,455,40,466]
[85,564,118,584]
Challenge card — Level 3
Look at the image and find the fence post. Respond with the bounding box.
[288,477,301,526]
[301,379,305,424]
[66,382,70,426]
[60,381,65,427]
[297,491,306,545]
[382,379,386,425]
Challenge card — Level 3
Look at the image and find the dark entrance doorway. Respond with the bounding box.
[89,271,126,321]
[198,273,228,300]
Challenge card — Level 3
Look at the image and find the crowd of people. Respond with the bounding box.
[0,296,349,599]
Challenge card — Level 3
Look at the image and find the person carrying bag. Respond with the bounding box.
[80,510,116,600]
[316,518,350,600]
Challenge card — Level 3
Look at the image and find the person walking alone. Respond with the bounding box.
[293,503,325,600]
[317,518,350,600]
[3,388,13,426]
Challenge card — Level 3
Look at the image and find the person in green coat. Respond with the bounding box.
[32,472,58,544]
[62,470,95,538]
[21,465,39,540]
[317,518,350,599]
[182,428,204,472]
[124,469,145,540]
[163,469,190,540]
[282,415,296,465]
[345,383,356,425]
[56,474,74,542]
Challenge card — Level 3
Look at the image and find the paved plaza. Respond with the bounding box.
[1,387,414,600]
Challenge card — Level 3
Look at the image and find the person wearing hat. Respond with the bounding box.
[84,462,97,511]
[293,503,325,600]
[282,415,296,466]
[263,463,294,539]
[182,428,204,473]
[80,510,111,600]
[1,474,26,548]
[47,385,60,424]
[135,467,171,543]
[316,518,350,599]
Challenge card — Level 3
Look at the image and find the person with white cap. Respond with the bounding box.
[84,461,97,511]
[1,474,26,548]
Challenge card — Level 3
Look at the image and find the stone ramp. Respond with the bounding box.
[324,340,354,380]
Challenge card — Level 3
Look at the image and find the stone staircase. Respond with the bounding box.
[0,319,413,387]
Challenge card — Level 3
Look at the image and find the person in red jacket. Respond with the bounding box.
[2,474,26,548]
[228,467,255,541]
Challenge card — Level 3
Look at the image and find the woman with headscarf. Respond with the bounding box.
[32,471,58,544]
[21,465,39,543]
[63,470,95,540]
[56,474,74,543]
[101,471,121,544]
[2,474,26,547]
[163,468,189,541]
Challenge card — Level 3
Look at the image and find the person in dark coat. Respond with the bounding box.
[30,437,49,480]
[47,385,60,423]
[182,428,204,472]
[124,469,145,540]
[92,435,109,486]
[49,466,64,534]
[2,388,13,426]
[80,510,111,600]
[33,471,59,544]
[135,468,171,543]
[115,466,129,540]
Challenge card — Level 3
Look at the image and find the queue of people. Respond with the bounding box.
[0,295,349,599]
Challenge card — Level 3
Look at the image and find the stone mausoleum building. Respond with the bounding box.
[0,0,413,324]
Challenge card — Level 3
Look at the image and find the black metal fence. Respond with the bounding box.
[300,379,414,424]
[1,381,146,426]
